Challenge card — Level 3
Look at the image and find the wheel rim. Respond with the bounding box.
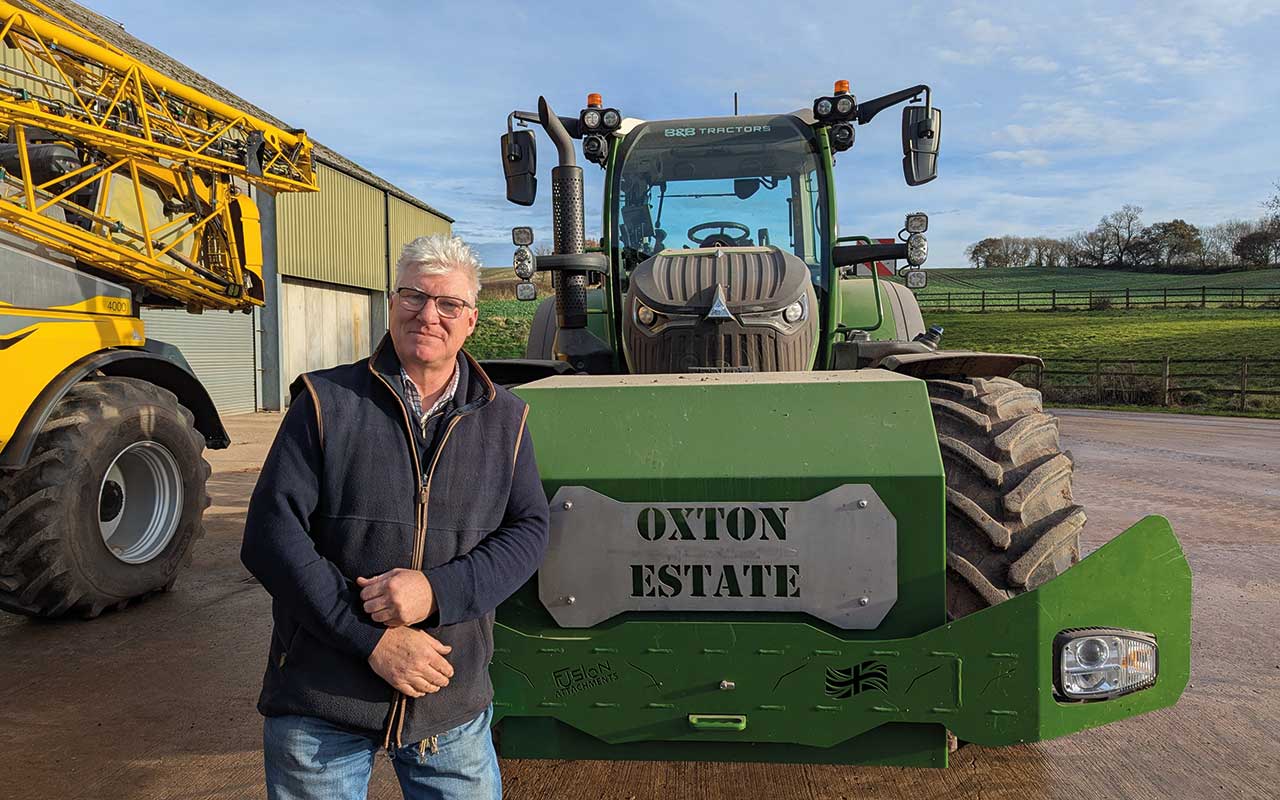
[98,441,184,565]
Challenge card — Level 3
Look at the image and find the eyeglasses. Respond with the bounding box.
[394,288,473,319]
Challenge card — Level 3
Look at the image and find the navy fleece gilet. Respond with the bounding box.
[241,336,550,744]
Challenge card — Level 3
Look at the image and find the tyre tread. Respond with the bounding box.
[929,377,1084,620]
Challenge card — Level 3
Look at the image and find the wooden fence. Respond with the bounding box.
[918,286,1280,312]
[1010,356,1280,412]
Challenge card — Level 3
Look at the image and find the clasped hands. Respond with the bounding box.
[360,568,453,698]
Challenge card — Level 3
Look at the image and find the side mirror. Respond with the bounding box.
[501,130,537,206]
[901,105,941,186]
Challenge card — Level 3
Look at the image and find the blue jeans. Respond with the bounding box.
[263,705,501,800]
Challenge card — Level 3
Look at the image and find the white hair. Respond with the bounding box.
[394,234,482,300]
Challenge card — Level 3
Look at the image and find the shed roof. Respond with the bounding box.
[33,0,453,222]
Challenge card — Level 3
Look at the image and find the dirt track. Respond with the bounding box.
[1,409,1278,799]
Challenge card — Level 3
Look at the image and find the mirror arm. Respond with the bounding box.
[856,84,931,125]
[513,108,585,140]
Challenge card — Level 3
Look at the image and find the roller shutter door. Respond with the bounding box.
[140,307,258,415]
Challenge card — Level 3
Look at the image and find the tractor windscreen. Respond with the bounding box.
[611,114,828,287]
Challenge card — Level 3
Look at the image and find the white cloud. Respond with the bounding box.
[966,18,1019,45]
[938,47,994,65]
[986,149,1052,167]
[1012,55,1059,73]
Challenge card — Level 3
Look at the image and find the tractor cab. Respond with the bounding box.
[611,115,828,373]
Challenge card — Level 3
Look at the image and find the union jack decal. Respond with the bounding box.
[825,660,890,698]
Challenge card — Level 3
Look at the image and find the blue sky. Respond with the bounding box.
[92,0,1280,268]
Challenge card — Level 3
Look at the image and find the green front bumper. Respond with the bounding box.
[491,516,1191,765]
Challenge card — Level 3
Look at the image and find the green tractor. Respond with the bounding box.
[482,83,1190,767]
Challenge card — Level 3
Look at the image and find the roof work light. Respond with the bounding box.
[813,79,857,124]
[580,93,621,134]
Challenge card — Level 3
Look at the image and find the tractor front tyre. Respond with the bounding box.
[927,376,1086,620]
[0,376,210,618]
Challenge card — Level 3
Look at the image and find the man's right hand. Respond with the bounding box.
[367,626,453,697]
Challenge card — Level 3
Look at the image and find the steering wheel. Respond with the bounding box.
[687,221,751,248]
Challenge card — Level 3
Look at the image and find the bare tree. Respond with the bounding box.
[1098,205,1145,268]
[1069,229,1110,268]
[1204,219,1256,267]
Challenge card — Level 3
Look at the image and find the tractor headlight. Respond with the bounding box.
[636,303,656,326]
[581,109,602,130]
[906,233,928,266]
[834,95,855,116]
[601,109,621,130]
[1056,629,1158,701]
[815,98,834,119]
[783,299,805,324]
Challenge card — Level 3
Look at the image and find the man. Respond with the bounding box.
[241,234,549,799]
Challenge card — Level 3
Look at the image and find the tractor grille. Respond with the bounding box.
[648,248,792,307]
[627,318,814,373]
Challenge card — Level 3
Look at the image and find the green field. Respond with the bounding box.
[924,308,1280,361]
[472,299,538,360]
[916,266,1280,295]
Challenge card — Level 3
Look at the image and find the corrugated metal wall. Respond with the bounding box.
[141,307,257,415]
[388,195,451,265]
[277,164,387,290]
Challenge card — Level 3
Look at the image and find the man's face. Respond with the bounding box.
[389,269,478,371]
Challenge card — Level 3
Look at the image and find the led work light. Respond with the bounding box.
[1055,628,1158,701]
[513,245,535,280]
[906,233,928,266]
[813,79,857,125]
[580,93,621,133]
[905,212,929,233]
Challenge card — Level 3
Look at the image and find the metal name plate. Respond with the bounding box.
[539,485,897,629]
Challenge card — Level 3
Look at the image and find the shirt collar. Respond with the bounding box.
[400,360,460,427]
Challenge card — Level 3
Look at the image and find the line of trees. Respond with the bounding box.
[965,185,1280,272]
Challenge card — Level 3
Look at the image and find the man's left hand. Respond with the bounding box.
[357,569,436,627]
